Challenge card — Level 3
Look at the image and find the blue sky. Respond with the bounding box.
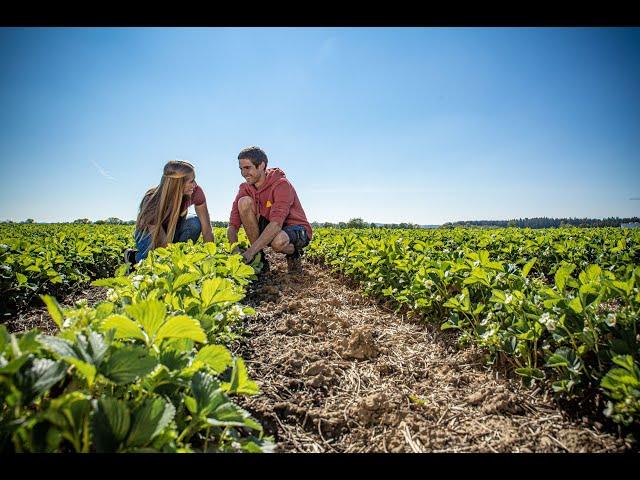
[1,27,639,225]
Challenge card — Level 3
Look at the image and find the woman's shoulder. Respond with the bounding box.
[191,184,206,205]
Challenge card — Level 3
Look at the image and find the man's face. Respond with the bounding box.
[239,158,265,185]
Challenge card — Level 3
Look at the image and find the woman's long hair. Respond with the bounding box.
[136,160,195,250]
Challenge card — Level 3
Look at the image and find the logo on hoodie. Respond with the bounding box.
[266,200,272,209]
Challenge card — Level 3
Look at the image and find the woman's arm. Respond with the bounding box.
[195,203,214,243]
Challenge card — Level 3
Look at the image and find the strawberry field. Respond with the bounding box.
[305,227,640,429]
[1,224,639,452]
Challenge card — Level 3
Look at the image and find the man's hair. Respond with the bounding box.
[238,146,268,168]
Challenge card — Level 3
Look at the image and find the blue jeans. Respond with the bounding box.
[134,215,202,262]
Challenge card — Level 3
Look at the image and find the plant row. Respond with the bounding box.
[305,227,640,429]
[0,224,134,313]
[0,238,274,452]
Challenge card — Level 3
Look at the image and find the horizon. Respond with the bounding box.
[3,215,639,227]
[1,27,639,224]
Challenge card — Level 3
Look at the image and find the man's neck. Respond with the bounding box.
[254,172,267,190]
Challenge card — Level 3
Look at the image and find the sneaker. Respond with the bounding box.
[286,252,303,274]
[123,248,137,272]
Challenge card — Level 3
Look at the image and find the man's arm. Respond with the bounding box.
[194,203,214,243]
[241,181,295,262]
[242,221,282,262]
[227,224,240,253]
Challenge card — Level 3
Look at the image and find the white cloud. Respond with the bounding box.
[91,160,116,181]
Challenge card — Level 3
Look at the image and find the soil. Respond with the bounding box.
[2,286,108,335]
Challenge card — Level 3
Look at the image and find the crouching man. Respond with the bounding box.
[227,146,312,274]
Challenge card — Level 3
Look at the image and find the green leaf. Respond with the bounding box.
[207,402,262,431]
[191,371,225,416]
[522,258,537,278]
[0,354,30,374]
[159,349,191,371]
[44,392,91,451]
[126,397,176,448]
[87,330,109,366]
[92,277,131,288]
[154,315,207,345]
[64,357,97,387]
[545,353,569,368]
[16,272,28,285]
[183,395,197,415]
[115,263,129,277]
[94,302,115,320]
[568,296,583,314]
[172,273,201,291]
[14,357,68,405]
[0,325,9,353]
[581,264,602,284]
[101,315,146,342]
[554,263,575,292]
[125,300,166,341]
[101,346,158,385]
[211,289,244,304]
[514,367,545,380]
[40,295,64,329]
[229,357,260,395]
[201,278,223,306]
[91,397,131,452]
[18,329,42,354]
[193,345,233,374]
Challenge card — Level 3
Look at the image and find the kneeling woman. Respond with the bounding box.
[129,160,214,263]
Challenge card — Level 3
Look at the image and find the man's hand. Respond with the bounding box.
[242,248,257,264]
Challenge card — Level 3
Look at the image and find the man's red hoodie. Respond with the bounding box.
[229,168,313,240]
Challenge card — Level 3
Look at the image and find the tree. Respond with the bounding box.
[73,218,91,224]
[24,219,34,224]
[346,218,366,229]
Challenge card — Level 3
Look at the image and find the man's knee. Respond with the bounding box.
[270,231,290,252]
[238,196,255,215]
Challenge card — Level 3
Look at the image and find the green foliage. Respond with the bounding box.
[306,227,640,429]
[0,224,134,313]
[0,237,271,453]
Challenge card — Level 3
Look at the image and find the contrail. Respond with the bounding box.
[91,160,116,181]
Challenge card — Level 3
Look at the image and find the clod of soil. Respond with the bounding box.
[342,327,379,360]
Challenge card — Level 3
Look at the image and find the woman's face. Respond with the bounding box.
[183,173,196,195]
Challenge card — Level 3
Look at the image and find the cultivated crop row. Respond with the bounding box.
[305,227,640,429]
[0,238,273,452]
[0,224,134,314]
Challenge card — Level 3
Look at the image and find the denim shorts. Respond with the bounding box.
[258,216,310,252]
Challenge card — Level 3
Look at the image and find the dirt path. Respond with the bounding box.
[234,253,634,453]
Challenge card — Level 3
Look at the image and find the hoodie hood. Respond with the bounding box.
[254,167,286,193]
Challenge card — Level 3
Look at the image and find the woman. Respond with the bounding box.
[125,160,214,265]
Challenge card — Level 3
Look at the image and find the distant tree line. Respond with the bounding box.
[311,218,421,229]
[440,217,640,229]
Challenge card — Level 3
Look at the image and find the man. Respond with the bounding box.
[227,146,312,274]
